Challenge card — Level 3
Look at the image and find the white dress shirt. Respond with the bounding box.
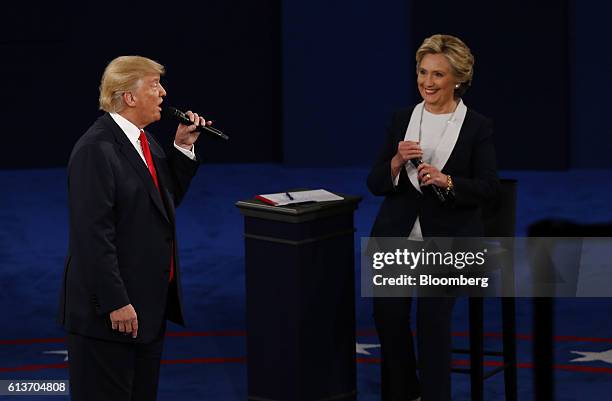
[109,113,196,166]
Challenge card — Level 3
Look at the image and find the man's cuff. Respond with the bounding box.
[174,142,197,160]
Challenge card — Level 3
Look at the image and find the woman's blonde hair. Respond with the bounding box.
[416,34,474,97]
[99,56,165,113]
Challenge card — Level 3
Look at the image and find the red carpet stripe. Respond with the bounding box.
[3,357,612,374]
[454,359,612,374]
[0,358,245,372]
[162,357,246,365]
[358,358,612,374]
[166,331,246,338]
[3,331,612,346]
[0,363,69,372]
[0,338,65,345]
[0,331,246,345]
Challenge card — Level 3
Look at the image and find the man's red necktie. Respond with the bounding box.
[139,130,174,282]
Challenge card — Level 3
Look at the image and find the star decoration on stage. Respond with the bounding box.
[570,349,612,365]
[356,343,380,355]
[43,350,69,362]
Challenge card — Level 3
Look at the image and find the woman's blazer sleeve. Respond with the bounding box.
[452,117,500,207]
[367,111,404,196]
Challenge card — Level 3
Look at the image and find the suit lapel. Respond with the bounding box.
[149,144,176,227]
[403,102,425,193]
[430,99,467,171]
[102,114,170,224]
[402,100,470,191]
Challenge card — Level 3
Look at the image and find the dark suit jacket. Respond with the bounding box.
[58,113,199,343]
[367,106,499,238]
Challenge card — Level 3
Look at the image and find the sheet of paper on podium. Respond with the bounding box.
[255,189,344,206]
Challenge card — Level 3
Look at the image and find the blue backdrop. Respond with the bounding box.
[1,0,610,169]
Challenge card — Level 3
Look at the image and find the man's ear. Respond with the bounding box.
[122,92,136,107]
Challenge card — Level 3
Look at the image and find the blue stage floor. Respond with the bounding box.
[1,165,611,400]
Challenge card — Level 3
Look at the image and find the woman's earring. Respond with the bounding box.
[455,84,460,89]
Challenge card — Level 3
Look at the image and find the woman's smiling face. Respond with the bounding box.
[417,53,458,113]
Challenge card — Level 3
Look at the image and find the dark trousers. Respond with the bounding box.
[67,324,166,401]
[374,296,456,401]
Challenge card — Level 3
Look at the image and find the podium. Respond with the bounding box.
[236,192,362,401]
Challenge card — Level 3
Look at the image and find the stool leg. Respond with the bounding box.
[469,297,484,401]
[502,297,518,401]
[534,297,554,401]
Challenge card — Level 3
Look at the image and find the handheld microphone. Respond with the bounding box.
[409,158,448,203]
[163,106,229,141]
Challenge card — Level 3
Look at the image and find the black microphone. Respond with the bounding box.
[163,106,229,141]
[409,158,449,203]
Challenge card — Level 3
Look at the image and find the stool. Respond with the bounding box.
[452,179,518,401]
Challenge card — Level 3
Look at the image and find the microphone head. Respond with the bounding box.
[162,106,181,120]
[162,106,193,126]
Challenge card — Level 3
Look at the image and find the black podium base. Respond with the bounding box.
[237,194,361,401]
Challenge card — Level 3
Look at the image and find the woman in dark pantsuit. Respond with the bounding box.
[368,34,500,401]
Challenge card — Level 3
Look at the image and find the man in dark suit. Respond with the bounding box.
[58,55,211,400]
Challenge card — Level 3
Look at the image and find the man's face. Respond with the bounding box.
[132,74,166,127]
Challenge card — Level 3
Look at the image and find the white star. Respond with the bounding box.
[43,350,69,362]
[356,343,380,356]
[570,349,612,364]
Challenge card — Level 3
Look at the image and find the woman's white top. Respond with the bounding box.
[392,100,468,241]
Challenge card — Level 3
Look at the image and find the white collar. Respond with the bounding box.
[403,99,468,193]
[110,112,142,145]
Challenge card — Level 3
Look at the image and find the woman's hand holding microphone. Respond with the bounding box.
[391,141,423,178]
[391,141,450,189]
